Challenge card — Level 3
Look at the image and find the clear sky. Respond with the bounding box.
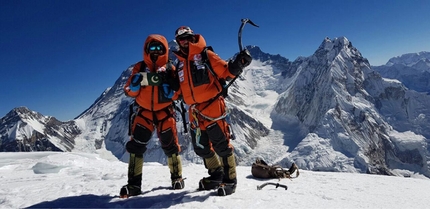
[1,0,429,121]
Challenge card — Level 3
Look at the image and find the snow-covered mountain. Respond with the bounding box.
[0,107,79,152]
[266,38,430,176]
[1,37,429,178]
[373,51,430,93]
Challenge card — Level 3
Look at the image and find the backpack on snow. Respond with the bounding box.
[251,158,299,179]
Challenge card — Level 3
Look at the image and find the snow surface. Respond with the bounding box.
[1,152,429,209]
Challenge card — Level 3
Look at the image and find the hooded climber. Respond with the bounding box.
[171,26,252,196]
[120,34,183,198]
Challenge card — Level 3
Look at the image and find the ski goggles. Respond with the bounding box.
[149,45,163,51]
[147,42,165,54]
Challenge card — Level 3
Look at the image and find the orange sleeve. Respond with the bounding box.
[206,50,234,79]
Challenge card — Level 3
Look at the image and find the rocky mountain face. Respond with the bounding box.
[1,38,429,178]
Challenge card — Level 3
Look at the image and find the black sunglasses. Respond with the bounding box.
[177,35,193,41]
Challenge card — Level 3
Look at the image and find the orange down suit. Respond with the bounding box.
[124,34,180,156]
[173,34,235,159]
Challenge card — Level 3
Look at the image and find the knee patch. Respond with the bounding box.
[159,128,180,156]
[206,122,232,157]
[126,140,147,155]
[132,123,152,145]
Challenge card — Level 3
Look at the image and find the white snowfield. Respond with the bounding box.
[1,152,429,209]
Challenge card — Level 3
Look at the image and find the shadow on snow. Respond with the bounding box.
[26,186,212,208]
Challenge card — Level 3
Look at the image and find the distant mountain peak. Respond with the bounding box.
[386,51,430,67]
[5,106,43,121]
[319,36,353,52]
[246,45,290,64]
[373,51,430,93]
[12,106,31,114]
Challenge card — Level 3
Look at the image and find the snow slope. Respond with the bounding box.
[1,152,429,209]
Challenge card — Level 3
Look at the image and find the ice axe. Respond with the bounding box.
[257,182,288,190]
[224,18,259,90]
[238,18,259,51]
[199,19,259,111]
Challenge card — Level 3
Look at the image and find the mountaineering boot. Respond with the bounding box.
[120,153,144,198]
[199,167,224,190]
[168,153,184,190]
[199,154,224,190]
[120,185,142,198]
[218,153,237,196]
[172,178,185,190]
[217,178,237,196]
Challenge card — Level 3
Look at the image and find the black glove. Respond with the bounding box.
[236,49,252,67]
[228,49,252,76]
[160,69,180,91]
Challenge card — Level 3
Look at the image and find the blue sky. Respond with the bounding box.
[1,0,429,121]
